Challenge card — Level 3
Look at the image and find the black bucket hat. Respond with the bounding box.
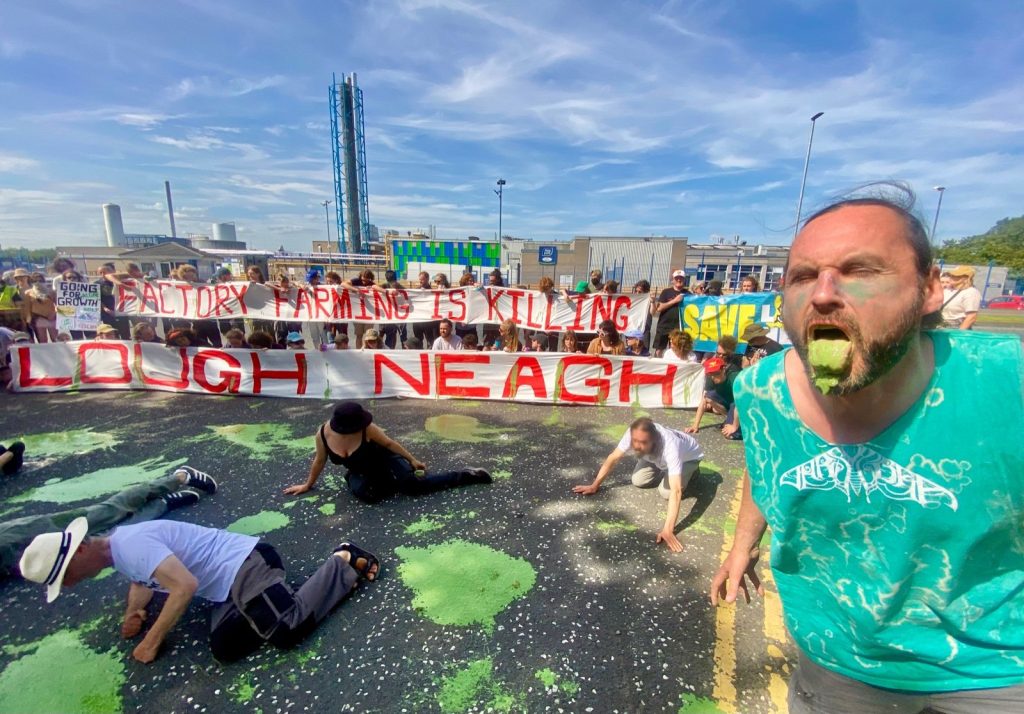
[330,402,373,434]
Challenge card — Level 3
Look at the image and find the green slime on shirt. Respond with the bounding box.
[0,629,125,714]
[807,338,852,394]
[396,540,536,633]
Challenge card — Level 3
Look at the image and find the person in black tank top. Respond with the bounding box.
[284,402,493,504]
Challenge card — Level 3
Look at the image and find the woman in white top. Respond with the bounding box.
[941,266,982,330]
[661,329,698,363]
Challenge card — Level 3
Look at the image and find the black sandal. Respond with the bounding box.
[332,541,380,581]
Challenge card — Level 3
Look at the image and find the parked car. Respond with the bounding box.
[986,295,1024,310]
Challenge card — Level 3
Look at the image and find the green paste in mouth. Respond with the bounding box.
[807,336,852,394]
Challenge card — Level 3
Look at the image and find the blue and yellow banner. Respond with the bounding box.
[665,293,788,352]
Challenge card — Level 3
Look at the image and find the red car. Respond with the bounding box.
[986,295,1024,310]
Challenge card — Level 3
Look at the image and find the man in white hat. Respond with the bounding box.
[20,517,379,664]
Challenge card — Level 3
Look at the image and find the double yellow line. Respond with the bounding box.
[710,475,790,713]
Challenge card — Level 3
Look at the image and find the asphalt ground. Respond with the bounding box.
[0,391,795,714]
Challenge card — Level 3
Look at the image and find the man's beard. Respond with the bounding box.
[787,292,924,396]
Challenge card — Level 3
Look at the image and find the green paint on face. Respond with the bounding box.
[535,668,557,688]
[423,415,506,443]
[396,540,536,632]
[318,503,336,516]
[14,429,120,459]
[437,658,521,714]
[678,693,726,713]
[203,423,314,461]
[404,516,444,535]
[9,457,187,505]
[227,510,290,536]
[0,629,125,714]
[595,520,639,534]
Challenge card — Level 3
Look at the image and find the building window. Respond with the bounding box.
[696,264,727,282]
[728,264,763,290]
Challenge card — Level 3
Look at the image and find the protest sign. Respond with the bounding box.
[661,293,789,351]
[12,342,704,408]
[55,281,101,333]
[112,281,650,333]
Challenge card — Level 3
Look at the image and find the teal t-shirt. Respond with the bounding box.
[734,331,1024,692]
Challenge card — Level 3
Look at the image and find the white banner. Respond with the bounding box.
[11,342,703,408]
[112,281,650,332]
[55,281,101,332]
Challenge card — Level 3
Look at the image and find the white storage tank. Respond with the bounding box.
[212,222,238,243]
[102,203,126,247]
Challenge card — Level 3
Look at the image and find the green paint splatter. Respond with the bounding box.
[203,423,314,461]
[318,503,336,516]
[699,413,722,428]
[9,457,187,505]
[0,629,125,714]
[95,567,115,580]
[404,516,444,535]
[542,408,566,427]
[535,668,557,688]
[678,693,726,713]
[560,680,580,696]
[227,510,290,536]
[491,469,512,481]
[595,519,639,534]
[423,415,506,443]
[396,540,536,633]
[599,424,626,442]
[14,429,121,459]
[233,673,257,704]
[437,658,521,714]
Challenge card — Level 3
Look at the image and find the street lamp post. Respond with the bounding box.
[736,249,744,292]
[794,111,825,240]
[495,179,506,241]
[931,186,946,246]
[322,199,333,274]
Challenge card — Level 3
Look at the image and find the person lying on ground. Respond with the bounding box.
[1,465,216,574]
[20,516,378,664]
[573,417,703,552]
[284,401,491,504]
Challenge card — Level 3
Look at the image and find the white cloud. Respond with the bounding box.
[0,155,40,173]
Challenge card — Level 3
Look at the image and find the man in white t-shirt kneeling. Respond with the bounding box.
[19,519,380,664]
[573,417,704,552]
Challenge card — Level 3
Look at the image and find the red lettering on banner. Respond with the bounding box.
[79,343,131,385]
[250,352,307,395]
[612,296,632,331]
[393,289,411,319]
[570,294,588,331]
[227,283,249,315]
[195,286,212,318]
[372,290,394,320]
[331,289,353,319]
[556,355,612,404]
[505,289,523,325]
[447,290,467,322]
[141,281,161,313]
[193,351,242,394]
[158,283,175,313]
[355,289,372,320]
[272,287,291,317]
[17,348,72,388]
[523,293,542,329]
[374,353,430,395]
[212,284,236,317]
[502,356,548,399]
[431,291,444,320]
[543,296,557,331]
[618,359,676,406]
[134,344,189,388]
[311,287,332,319]
[485,288,507,322]
[174,284,191,316]
[591,295,613,329]
[115,283,129,312]
[293,289,310,319]
[436,353,490,398]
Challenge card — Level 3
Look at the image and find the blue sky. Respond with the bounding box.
[1,0,1022,252]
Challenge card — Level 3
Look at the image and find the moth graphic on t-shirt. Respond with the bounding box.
[779,445,958,511]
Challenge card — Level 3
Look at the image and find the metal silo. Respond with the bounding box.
[212,222,238,243]
[102,204,126,247]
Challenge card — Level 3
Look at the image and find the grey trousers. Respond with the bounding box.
[788,652,1024,714]
[0,473,180,572]
[209,543,359,662]
[630,459,700,499]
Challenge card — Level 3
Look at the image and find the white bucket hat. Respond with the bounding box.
[19,516,89,602]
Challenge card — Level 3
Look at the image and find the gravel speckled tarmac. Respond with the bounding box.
[0,391,796,713]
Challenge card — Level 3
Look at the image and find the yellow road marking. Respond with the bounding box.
[711,474,746,713]
[762,557,790,713]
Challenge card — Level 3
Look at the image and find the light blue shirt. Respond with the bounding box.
[110,521,258,602]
